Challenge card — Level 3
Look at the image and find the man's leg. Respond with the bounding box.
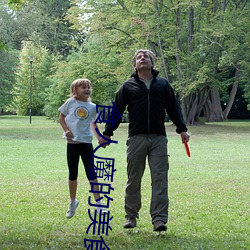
[125,135,148,221]
[148,135,169,227]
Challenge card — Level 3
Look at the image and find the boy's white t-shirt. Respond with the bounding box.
[58,98,97,143]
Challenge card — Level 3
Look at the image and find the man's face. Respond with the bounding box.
[134,52,152,71]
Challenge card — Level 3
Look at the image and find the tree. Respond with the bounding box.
[5,0,249,121]
[43,40,120,120]
[42,0,250,121]
[14,40,54,115]
[0,50,19,112]
[0,0,20,112]
[1,0,80,115]
[2,0,78,55]
[8,0,28,9]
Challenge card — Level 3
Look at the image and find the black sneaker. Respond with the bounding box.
[153,221,167,231]
[124,217,137,228]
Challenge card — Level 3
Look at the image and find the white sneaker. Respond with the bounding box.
[96,206,107,214]
[66,199,79,219]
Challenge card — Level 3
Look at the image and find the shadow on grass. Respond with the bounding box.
[106,229,245,250]
[1,227,247,250]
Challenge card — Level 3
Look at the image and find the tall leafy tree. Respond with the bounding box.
[43,41,120,120]
[1,0,79,114]
[2,0,78,55]
[0,50,19,112]
[0,0,19,112]
[67,0,250,124]
[7,0,249,120]
[8,0,27,9]
[182,0,250,123]
[0,0,19,49]
[14,40,54,115]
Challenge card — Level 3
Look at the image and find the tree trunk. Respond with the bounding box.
[205,86,224,122]
[185,85,210,125]
[203,0,227,123]
[188,4,194,53]
[223,66,240,119]
[195,85,210,120]
[175,1,183,83]
[186,92,199,125]
[154,0,169,81]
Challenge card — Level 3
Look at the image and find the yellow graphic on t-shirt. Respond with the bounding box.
[75,107,89,119]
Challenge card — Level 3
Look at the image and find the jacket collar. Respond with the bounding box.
[131,68,159,81]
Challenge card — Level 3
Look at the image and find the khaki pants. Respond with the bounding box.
[125,134,169,223]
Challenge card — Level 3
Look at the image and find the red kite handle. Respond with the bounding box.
[184,139,191,157]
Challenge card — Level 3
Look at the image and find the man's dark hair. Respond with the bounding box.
[132,49,155,67]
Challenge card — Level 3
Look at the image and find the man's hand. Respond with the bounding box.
[180,132,190,143]
[98,135,111,147]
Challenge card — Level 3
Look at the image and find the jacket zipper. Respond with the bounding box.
[148,87,150,134]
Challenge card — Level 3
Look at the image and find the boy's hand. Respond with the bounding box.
[98,135,111,147]
[65,130,74,139]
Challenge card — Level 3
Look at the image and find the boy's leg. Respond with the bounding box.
[88,179,107,214]
[69,180,77,200]
[66,144,80,219]
[81,143,105,203]
[89,178,100,201]
[80,143,107,214]
[67,143,80,199]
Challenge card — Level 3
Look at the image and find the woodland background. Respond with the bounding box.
[1,0,250,124]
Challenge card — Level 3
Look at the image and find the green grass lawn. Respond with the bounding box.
[0,116,249,249]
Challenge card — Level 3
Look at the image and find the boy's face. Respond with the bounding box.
[134,52,152,71]
[75,83,91,101]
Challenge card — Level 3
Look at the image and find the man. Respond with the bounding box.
[100,49,190,231]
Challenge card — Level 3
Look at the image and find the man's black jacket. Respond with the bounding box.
[104,69,187,137]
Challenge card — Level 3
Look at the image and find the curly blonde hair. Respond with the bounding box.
[70,78,92,100]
